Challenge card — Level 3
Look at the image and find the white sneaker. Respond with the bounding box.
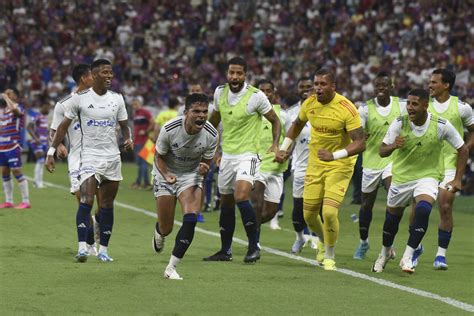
[399,256,415,274]
[372,254,390,273]
[309,236,318,249]
[291,238,305,254]
[164,266,183,280]
[87,243,98,257]
[92,215,100,245]
[153,230,165,253]
[269,217,281,230]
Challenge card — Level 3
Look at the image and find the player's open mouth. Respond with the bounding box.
[195,120,205,127]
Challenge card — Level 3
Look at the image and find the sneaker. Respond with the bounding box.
[87,243,98,257]
[309,236,318,249]
[243,247,261,263]
[92,215,100,245]
[130,182,140,189]
[0,202,15,209]
[97,252,114,262]
[291,238,306,254]
[353,242,370,260]
[322,258,337,271]
[164,266,183,280]
[203,250,232,261]
[203,203,211,213]
[152,231,165,253]
[269,217,281,230]
[75,250,89,263]
[316,241,325,264]
[400,256,415,273]
[433,256,448,270]
[15,202,31,209]
[412,244,423,267]
[197,213,205,223]
[372,254,390,273]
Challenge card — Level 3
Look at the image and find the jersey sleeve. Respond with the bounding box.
[249,91,272,115]
[116,94,128,121]
[212,88,223,112]
[64,94,80,120]
[298,99,310,122]
[441,119,465,150]
[399,99,408,115]
[281,110,292,133]
[382,118,402,144]
[358,104,368,128]
[203,134,218,160]
[50,102,65,130]
[155,126,170,155]
[459,101,474,127]
[342,100,362,132]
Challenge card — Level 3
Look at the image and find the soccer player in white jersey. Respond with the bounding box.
[152,93,218,280]
[50,64,99,255]
[426,68,474,270]
[203,57,281,263]
[353,72,407,260]
[46,59,133,263]
[371,89,468,274]
[250,80,292,245]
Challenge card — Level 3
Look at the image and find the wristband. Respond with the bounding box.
[280,137,293,151]
[332,149,348,160]
[47,147,56,156]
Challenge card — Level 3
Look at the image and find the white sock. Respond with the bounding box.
[381,246,391,257]
[296,231,304,241]
[3,179,13,203]
[18,179,29,203]
[436,246,447,257]
[78,241,87,252]
[360,238,368,244]
[35,160,44,186]
[402,245,415,259]
[167,255,181,268]
[99,245,108,254]
[325,244,335,259]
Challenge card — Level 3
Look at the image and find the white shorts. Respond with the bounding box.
[387,177,438,208]
[362,164,392,193]
[439,169,455,190]
[218,155,260,194]
[69,169,80,194]
[68,151,81,193]
[255,172,284,203]
[79,159,123,186]
[153,172,203,198]
[292,169,305,198]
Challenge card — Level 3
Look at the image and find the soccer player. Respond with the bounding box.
[152,93,218,280]
[0,88,30,209]
[203,56,281,263]
[153,97,179,141]
[276,69,365,270]
[251,79,291,243]
[27,102,50,189]
[353,72,407,260]
[46,59,133,263]
[286,77,317,253]
[50,64,99,255]
[371,89,468,274]
[427,68,473,270]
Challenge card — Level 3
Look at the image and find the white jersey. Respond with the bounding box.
[154,117,218,175]
[64,88,128,162]
[430,97,474,127]
[383,113,464,150]
[51,92,82,171]
[358,96,407,128]
[287,101,310,173]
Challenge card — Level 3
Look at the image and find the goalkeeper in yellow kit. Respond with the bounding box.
[276,69,365,270]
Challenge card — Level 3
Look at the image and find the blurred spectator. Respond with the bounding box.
[131,96,153,189]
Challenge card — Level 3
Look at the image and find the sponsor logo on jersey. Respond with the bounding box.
[86,119,115,127]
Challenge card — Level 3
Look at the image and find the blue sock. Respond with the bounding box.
[278,192,285,213]
[408,201,432,248]
[292,198,305,232]
[219,207,235,254]
[99,207,114,247]
[86,215,95,245]
[76,203,92,242]
[382,209,402,247]
[237,200,258,250]
[256,228,260,244]
[172,213,197,259]
[359,207,372,241]
[303,226,310,235]
[438,229,452,250]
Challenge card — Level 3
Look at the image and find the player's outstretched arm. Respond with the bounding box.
[208,110,221,129]
[274,117,306,163]
[45,117,72,173]
[263,108,281,154]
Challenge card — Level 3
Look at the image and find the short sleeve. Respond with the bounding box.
[342,100,362,132]
[50,102,65,130]
[298,99,310,122]
[155,126,169,155]
[116,94,128,121]
[250,91,272,115]
[441,119,464,150]
[64,94,80,120]
[358,104,368,128]
[212,87,223,112]
[382,118,402,144]
[459,101,474,127]
[280,110,292,133]
[203,134,218,160]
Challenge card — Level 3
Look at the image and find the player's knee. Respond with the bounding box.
[415,200,432,219]
[439,202,452,215]
[303,209,317,223]
[80,195,95,206]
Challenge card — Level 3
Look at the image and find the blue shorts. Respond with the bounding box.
[30,142,48,155]
[0,147,22,168]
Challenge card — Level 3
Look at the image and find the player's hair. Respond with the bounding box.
[227,56,247,72]
[72,64,91,83]
[432,68,456,92]
[314,68,336,84]
[256,79,274,90]
[185,93,209,110]
[91,59,112,71]
[8,87,20,98]
[408,88,429,102]
[297,77,312,85]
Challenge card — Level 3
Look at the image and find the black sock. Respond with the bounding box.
[382,209,402,247]
[172,213,197,259]
[407,201,432,248]
[359,207,372,241]
[278,192,285,212]
[237,200,258,250]
[438,229,452,250]
[86,215,95,245]
[76,203,92,242]
[219,206,235,254]
[292,198,305,232]
[99,207,114,247]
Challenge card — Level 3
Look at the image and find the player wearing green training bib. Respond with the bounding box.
[427,68,474,270]
[353,72,406,260]
[371,89,467,275]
